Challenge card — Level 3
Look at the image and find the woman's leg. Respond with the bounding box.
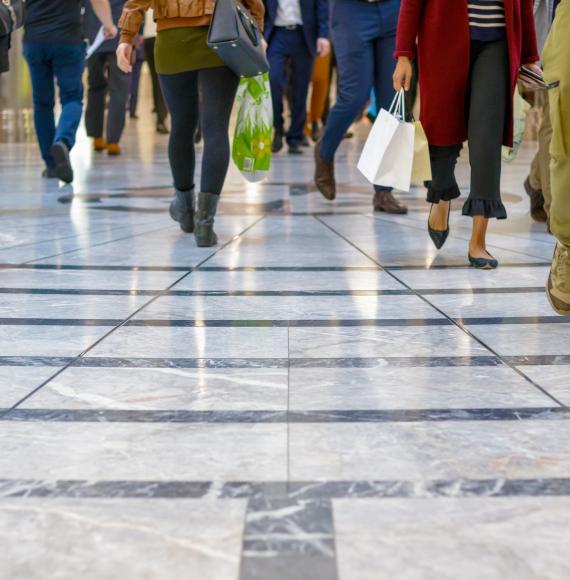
[198,67,239,196]
[158,70,199,192]
[427,145,462,230]
[464,40,509,259]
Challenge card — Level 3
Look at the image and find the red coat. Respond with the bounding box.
[395,0,539,147]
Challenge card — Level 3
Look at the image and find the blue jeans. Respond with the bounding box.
[320,0,400,163]
[267,27,315,146]
[23,42,85,168]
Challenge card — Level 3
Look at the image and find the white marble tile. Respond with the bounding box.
[289,326,489,359]
[0,422,286,480]
[0,498,246,580]
[334,497,570,580]
[0,367,60,407]
[289,366,552,410]
[517,365,570,406]
[466,323,570,356]
[22,367,288,410]
[86,326,288,359]
[289,421,570,481]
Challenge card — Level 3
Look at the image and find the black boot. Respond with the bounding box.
[169,188,195,233]
[194,192,219,247]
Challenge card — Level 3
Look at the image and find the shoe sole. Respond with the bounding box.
[50,143,73,183]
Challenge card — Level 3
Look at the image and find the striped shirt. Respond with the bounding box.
[469,0,507,41]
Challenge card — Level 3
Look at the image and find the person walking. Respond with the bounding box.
[393,0,541,269]
[264,0,330,155]
[116,0,264,247]
[23,0,117,182]
[128,33,145,119]
[524,0,559,223]
[142,9,169,135]
[85,0,130,156]
[543,0,569,314]
[313,0,408,214]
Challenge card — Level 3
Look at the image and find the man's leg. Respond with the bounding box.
[267,29,290,152]
[288,31,314,151]
[538,97,553,217]
[106,53,131,148]
[23,43,56,170]
[85,53,108,141]
[144,37,168,128]
[52,43,85,151]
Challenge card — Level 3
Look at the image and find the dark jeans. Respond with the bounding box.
[129,44,145,117]
[159,66,238,195]
[143,37,168,125]
[23,42,85,168]
[267,27,314,146]
[85,52,130,144]
[428,40,510,219]
[319,0,400,161]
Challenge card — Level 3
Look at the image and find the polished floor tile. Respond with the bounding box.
[0,367,59,408]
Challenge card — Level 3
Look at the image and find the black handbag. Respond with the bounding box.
[207,0,269,78]
[0,0,25,37]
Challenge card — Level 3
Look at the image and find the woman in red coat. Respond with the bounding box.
[393,0,542,269]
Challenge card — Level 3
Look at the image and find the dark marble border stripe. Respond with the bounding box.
[0,263,193,272]
[1,407,566,423]
[0,355,506,368]
[0,287,546,296]
[385,262,550,270]
[2,478,570,499]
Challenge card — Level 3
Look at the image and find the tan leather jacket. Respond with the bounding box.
[119,0,265,44]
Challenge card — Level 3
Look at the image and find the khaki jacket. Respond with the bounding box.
[119,0,265,44]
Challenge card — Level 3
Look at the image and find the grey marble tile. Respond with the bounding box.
[334,497,570,580]
[289,326,489,359]
[289,421,570,481]
[0,498,246,580]
[0,325,114,357]
[289,366,552,410]
[0,422,286,480]
[517,365,570,406]
[21,366,288,410]
[86,326,288,359]
[135,294,440,322]
[0,367,59,408]
[466,323,570,357]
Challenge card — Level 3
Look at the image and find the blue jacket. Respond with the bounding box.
[263,0,329,55]
[83,0,126,54]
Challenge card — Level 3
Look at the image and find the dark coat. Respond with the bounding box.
[395,0,539,147]
[263,0,329,55]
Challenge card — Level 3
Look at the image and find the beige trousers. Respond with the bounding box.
[528,96,553,215]
[543,0,570,246]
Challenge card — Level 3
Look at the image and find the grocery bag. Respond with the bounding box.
[232,73,273,182]
[357,90,416,192]
[411,120,432,182]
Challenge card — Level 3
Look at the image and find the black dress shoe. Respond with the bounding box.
[288,144,304,155]
[49,141,73,183]
[468,253,498,270]
[427,203,450,250]
[272,131,283,153]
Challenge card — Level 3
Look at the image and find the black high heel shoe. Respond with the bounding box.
[428,202,451,250]
[468,253,498,270]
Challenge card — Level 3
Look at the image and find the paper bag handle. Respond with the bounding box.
[388,89,406,122]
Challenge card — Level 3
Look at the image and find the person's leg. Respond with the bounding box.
[23,43,56,169]
[287,30,314,149]
[195,66,240,246]
[538,97,553,217]
[144,37,168,127]
[267,29,290,151]
[105,53,131,149]
[159,69,199,233]
[52,43,85,150]
[129,55,144,118]
[85,53,108,142]
[464,40,509,266]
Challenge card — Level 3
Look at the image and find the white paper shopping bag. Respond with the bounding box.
[357,90,416,192]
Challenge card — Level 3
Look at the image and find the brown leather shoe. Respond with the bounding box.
[373,189,408,214]
[524,177,547,223]
[314,141,336,201]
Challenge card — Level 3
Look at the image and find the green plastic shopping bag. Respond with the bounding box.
[232,73,273,182]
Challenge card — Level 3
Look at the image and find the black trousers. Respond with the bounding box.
[428,40,510,219]
[143,37,168,125]
[159,66,238,195]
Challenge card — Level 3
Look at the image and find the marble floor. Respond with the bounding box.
[1,104,569,580]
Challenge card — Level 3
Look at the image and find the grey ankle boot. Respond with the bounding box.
[169,188,195,233]
[194,192,219,247]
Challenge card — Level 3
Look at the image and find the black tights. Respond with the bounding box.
[159,66,239,195]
